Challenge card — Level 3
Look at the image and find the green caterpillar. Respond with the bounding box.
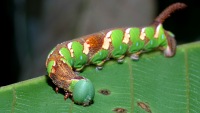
[46,2,187,106]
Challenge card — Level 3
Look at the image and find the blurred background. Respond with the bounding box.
[3,0,200,86]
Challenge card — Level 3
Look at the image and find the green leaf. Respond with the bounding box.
[1,41,200,113]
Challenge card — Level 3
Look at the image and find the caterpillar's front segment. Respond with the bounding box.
[45,2,187,106]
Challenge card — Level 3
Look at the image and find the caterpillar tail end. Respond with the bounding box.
[164,31,176,57]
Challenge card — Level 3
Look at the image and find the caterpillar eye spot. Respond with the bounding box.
[98,89,111,95]
[113,107,127,113]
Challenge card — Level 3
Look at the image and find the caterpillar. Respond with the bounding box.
[46,2,187,106]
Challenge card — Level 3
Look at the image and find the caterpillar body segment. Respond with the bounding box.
[45,2,187,106]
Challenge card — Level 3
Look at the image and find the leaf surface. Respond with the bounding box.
[1,41,200,113]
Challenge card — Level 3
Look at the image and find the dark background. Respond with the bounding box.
[2,0,200,86]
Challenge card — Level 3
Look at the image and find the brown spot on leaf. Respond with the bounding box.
[137,101,152,113]
[113,108,127,113]
[98,89,111,95]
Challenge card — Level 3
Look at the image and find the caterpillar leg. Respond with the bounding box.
[117,59,124,63]
[95,60,106,70]
[75,66,84,72]
[96,66,103,70]
[130,51,143,60]
[55,87,71,100]
[117,55,125,63]
[55,87,59,93]
[64,91,72,100]
[73,66,85,75]
[130,54,139,60]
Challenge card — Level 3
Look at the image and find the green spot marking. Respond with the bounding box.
[157,24,168,48]
[60,47,74,66]
[90,49,109,65]
[111,29,128,58]
[72,41,88,69]
[143,26,158,51]
[129,28,145,53]
[47,60,55,75]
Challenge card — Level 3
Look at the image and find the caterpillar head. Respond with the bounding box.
[72,78,95,106]
[164,31,176,57]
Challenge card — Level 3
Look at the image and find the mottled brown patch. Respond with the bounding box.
[137,102,152,113]
[98,89,111,95]
[86,35,104,53]
[113,108,127,113]
[49,60,76,91]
